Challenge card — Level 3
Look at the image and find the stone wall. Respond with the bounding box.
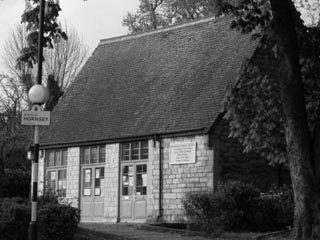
[66,147,80,207]
[147,139,158,221]
[148,135,214,222]
[104,143,119,222]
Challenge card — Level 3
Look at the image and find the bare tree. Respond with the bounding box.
[43,25,88,91]
[1,23,88,110]
[0,74,30,175]
[1,25,34,96]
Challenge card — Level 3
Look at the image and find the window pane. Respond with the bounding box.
[91,147,98,164]
[83,148,90,164]
[141,141,148,149]
[57,169,67,197]
[100,167,104,179]
[122,166,129,196]
[136,164,147,195]
[141,148,148,159]
[55,151,61,166]
[136,174,142,186]
[83,168,92,196]
[48,151,54,167]
[62,149,68,166]
[46,170,56,194]
[122,186,128,196]
[131,142,139,160]
[141,141,148,159]
[99,146,106,163]
[122,143,130,161]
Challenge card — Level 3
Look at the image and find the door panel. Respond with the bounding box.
[94,200,104,217]
[81,202,92,221]
[80,166,105,222]
[134,200,146,218]
[120,163,147,221]
[122,201,133,218]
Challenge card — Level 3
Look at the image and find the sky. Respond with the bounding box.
[0,0,140,71]
[0,0,318,73]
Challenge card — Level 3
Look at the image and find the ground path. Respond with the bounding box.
[78,223,258,240]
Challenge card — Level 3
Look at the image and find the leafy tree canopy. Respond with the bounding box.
[223,0,320,164]
[17,0,67,69]
[122,0,235,33]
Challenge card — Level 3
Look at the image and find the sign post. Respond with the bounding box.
[24,1,47,240]
[22,103,50,240]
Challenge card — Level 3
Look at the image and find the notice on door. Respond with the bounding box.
[169,141,196,164]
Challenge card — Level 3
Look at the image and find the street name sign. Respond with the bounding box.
[22,110,50,126]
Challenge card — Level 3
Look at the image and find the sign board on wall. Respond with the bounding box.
[169,141,196,164]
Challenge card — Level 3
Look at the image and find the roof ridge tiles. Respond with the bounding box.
[98,14,231,46]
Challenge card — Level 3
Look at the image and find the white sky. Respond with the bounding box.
[0,0,140,72]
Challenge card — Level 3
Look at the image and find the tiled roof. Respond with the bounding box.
[41,16,258,147]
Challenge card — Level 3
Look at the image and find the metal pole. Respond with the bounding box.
[29,125,40,240]
[37,0,45,85]
[29,1,45,240]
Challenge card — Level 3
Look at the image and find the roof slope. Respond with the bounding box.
[41,16,258,147]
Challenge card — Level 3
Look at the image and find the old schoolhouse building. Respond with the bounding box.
[38,16,285,223]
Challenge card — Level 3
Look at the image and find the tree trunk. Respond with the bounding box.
[45,74,63,111]
[269,0,319,239]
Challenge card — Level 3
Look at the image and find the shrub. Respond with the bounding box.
[0,198,30,240]
[38,203,80,240]
[0,169,30,198]
[37,193,59,207]
[183,181,294,233]
[258,185,294,229]
[0,195,80,240]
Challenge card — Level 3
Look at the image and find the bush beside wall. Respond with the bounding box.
[38,202,80,240]
[183,181,293,233]
[0,195,80,240]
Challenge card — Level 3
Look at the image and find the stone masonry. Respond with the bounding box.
[39,124,287,223]
[148,135,214,222]
[66,147,80,207]
[104,143,119,222]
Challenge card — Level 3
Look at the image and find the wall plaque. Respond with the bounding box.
[169,141,196,164]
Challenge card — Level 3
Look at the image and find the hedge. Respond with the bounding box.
[183,181,293,233]
[0,195,80,240]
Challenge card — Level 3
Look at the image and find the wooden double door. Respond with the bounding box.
[120,162,148,221]
[80,166,105,222]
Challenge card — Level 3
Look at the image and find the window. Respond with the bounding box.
[46,149,68,167]
[45,149,68,197]
[57,169,67,197]
[82,167,105,196]
[136,164,147,195]
[81,145,106,164]
[94,167,104,196]
[121,141,148,161]
[122,165,132,196]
